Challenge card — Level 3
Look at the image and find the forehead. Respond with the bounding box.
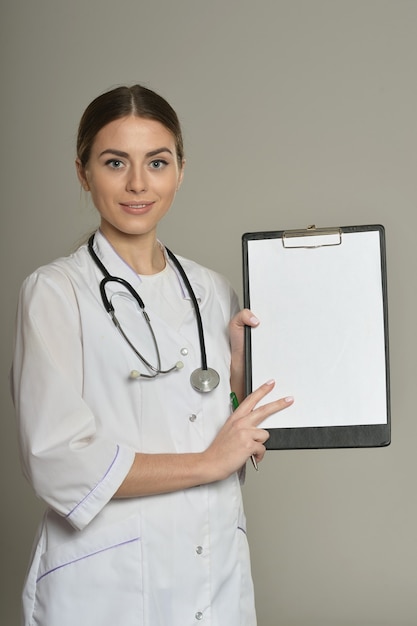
[92,116,176,153]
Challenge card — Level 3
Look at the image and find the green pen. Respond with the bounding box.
[230,392,259,471]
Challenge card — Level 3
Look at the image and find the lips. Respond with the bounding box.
[120,201,155,213]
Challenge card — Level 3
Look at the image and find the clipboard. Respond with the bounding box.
[243,224,390,449]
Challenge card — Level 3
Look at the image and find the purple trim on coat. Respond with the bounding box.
[66,445,121,520]
[36,536,141,583]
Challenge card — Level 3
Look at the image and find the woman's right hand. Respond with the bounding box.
[115,381,294,498]
[203,380,294,481]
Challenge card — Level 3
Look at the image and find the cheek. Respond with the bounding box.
[162,174,181,198]
[87,175,113,203]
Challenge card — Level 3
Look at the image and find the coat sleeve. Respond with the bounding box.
[11,266,136,531]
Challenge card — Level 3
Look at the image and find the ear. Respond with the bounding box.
[177,158,185,191]
[75,158,90,191]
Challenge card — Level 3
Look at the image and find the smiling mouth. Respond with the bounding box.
[120,201,155,211]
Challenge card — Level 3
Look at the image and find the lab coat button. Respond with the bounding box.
[180,347,189,356]
[196,545,203,554]
[189,414,197,422]
[195,612,203,620]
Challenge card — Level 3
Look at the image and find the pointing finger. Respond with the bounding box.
[249,395,294,428]
[235,380,294,427]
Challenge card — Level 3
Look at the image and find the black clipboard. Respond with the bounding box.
[243,224,390,449]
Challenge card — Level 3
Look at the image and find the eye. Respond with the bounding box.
[106,159,124,169]
[149,159,168,170]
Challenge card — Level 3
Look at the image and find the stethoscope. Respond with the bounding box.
[87,234,220,393]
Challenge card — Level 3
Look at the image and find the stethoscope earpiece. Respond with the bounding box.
[129,360,184,380]
[88,234,220,393]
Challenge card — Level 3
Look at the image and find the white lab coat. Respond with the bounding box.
[11,231,257,626]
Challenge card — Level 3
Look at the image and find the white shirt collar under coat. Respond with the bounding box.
[91,230,203,303]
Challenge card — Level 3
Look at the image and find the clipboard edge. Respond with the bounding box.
[265,424,391,450]
[241,223,391,450]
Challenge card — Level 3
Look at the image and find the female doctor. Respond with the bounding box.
[11,84,294,626]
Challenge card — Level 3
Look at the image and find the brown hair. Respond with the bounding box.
[76,84,184,168]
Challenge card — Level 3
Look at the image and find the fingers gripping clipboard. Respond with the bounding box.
[243,225,390,449]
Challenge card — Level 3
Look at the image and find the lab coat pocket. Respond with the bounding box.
[237,506,247,537]
[33,515,143,626]
[237,508,257,625]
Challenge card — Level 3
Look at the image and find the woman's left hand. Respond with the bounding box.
[229,309,260,402]
[229,308,259,356]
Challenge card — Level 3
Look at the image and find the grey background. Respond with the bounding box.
[1,1,416,624]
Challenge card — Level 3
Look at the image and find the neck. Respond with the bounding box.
[99,227,166,275]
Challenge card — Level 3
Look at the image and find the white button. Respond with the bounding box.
[189,414,197,422]
[180,347,189,356]
[195,612,203,620]
[196,545,203,555]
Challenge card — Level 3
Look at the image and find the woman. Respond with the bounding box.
[11,84,293,626]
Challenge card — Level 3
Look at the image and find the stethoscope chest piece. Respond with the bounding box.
[190,367,220,393]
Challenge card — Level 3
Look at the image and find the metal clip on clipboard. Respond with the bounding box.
[282,224,342,249]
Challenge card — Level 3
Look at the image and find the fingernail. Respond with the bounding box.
[285,396,294,403]
[250,316,260,325]
[265,379,275,385]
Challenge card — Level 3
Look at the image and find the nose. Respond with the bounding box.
[126,165,147,193]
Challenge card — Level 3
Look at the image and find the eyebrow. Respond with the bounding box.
[99,147,174,159]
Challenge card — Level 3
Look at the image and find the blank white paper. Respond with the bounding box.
[247,231,388,428]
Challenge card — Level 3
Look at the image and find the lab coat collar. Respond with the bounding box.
[91,230,203,302]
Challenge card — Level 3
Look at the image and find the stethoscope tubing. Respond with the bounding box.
[87,234,216,389]
[165,248,208,372]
